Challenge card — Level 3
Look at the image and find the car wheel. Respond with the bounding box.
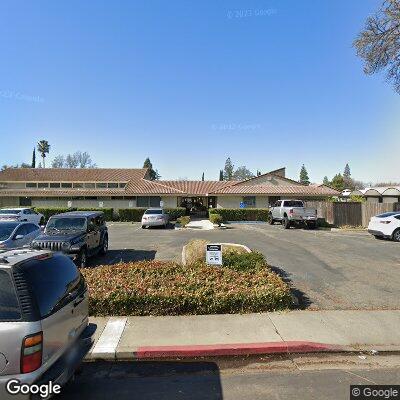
[268,214,274,225]
[307,222,317,230]
[392,229,400,242]
[141,225,146,229]
[374,235,384,240]
[77,249,88,268]
[99,235,108,255]
[283,217,290,229]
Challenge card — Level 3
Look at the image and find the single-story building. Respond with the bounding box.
[352,187,400,204]
[0,167,338,213]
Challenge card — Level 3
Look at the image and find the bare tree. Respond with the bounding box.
[51,155,65,168]
[354,0,400,93]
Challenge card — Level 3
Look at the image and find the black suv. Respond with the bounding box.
[31,211,108,267]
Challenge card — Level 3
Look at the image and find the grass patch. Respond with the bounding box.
[82,260,292,316]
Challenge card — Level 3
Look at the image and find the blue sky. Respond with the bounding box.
[0,0,399,182]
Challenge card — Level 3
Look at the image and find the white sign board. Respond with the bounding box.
[98,201,104,208]
[160,200,164,208]
[206,244,222,266]
[67,201,72,208]
[128,201,134,208]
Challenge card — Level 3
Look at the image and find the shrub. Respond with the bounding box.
[209,208,269,221]
[222,251,267,272]
[77,208,114,221]
[209,213,223,226]
[34,207,77,222]
[81,260,292,316]
[184,239,249,265]
[118,207,186,222]
[177,215,191,227]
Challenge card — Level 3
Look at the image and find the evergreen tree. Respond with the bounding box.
[223,157,234,181]
[344,163,351,178]
[331,173,345,191]
[219,170,224,181]
[31,148,36,168]
[299,164,310,185]
[143,157,160,180]
[201,172,204,181]
[323,176,330,186]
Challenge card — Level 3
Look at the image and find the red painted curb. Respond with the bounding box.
[135,341,339,359]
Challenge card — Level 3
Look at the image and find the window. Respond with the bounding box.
[283,200,304,207]
[38,183,49,188]
[15,225,29,237]
[137,196,161,207]
[61,182,72,188]
[73,183,83,188]
[50,182,61,188]
[25,224,40,234]
[0,222,19,240]
[84,196,97,200]
[0,270,21,321]
[144,209,162,214]
[395,215,400,220]
[21,254,82,318]
[377,212,398,218]
[107,183,118,188]
[84,183,95,188]
[119,183,127,188]
[243,196,256,207]
[26,183,37,188]
[96,183,107,188]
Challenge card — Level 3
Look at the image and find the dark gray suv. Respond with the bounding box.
[0,248,94,399]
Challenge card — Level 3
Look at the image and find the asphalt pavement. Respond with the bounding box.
[93,222,400,310]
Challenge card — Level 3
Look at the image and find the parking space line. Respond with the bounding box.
[92,317,127,357]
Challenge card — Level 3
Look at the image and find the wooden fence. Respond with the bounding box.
[305,201,400,227]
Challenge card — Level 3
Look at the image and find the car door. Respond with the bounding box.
[21,254,89,369]
[25,223,41,243]
[272,201,281,219]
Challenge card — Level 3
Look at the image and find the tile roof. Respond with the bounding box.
[0,168,147,182]
[0,189,127,197]
[159,181,237,195]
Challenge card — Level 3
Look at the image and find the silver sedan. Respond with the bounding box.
[141,208,169,229]
[0,221,41,249]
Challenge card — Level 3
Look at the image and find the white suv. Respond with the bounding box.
[0,208,44,225]
[368,212,400,242]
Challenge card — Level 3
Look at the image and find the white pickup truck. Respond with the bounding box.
[268,200,318,229]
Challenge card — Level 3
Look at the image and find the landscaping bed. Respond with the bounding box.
[81,258,292,316]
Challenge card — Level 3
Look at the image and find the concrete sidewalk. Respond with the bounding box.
[86,310,400,360]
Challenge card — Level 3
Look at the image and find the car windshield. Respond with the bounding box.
[284,201,304,207]
[0,222,19,241]
[0,209,20,214]
[0,269,21,321]
[145,209,162,215]
[46,217,87,231]
[376,212,398,218]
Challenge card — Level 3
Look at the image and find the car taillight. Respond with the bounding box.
[21,332,43,373]
[289,209,294,214]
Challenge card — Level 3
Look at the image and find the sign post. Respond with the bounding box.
[206,244,222,266]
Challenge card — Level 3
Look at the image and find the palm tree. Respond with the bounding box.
[37,140,50,168]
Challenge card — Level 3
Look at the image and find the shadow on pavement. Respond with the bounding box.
[270,265,312,309]
[60,361,223,400]
[90,249,157,266]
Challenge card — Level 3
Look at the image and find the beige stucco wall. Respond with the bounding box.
[0,197,19,207]
[31,198,137,210]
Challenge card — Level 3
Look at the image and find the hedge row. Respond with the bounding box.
[209,208,270,221]
[118,207,186,222]
[81,260,292,316]
[34,207,186,223]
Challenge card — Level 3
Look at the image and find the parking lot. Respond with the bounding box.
[95,222,400,311]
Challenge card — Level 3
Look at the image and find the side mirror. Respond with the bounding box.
[14,234,24,240]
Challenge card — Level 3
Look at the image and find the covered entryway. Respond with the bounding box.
[178,196,216,217]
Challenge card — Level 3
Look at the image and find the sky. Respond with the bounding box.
[0,0,399,183]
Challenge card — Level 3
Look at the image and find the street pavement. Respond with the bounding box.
[60,357,400,400]
[95,222,400,310]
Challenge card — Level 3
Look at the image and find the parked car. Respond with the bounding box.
[141,208,169,229]
[31,211,108,267]
[0,248,94,400]
[0,221,41,249]
[368,211,400,242]
[268,200,318,229]
[0,208,44,225]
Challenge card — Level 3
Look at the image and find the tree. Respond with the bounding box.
[232,166,254,181]
[143,157,160,180]
[201,172,204,181]
[65,154,79,168]
[299,164,310,185]
[344,163,351,178]
[51,155,65,168]
[37,140,50,168]
[354,0,400,93]
[219,170,224,181]
[20,163,31,168]
[31,148,36,168]
[323,176,330,186]
[223,157,234,181]
[331,173,345,191]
